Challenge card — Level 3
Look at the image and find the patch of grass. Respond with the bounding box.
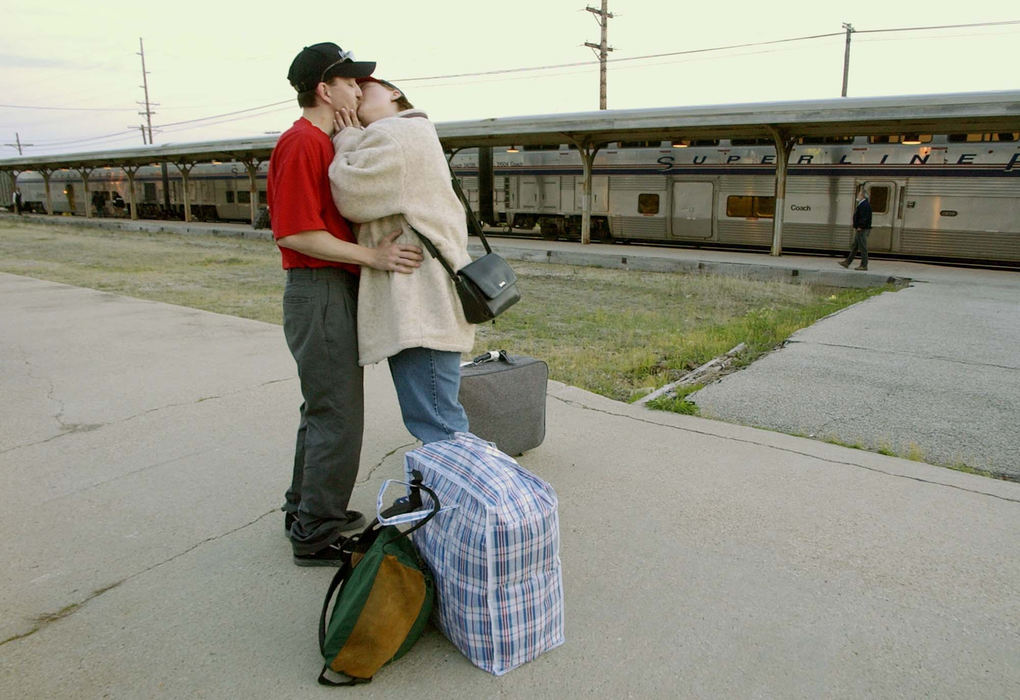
[645,384,703,415]
[824,436,867,451]
[877,441,896,456]
[0,219,890,408]
[945,462,1009,480]
[475,265,889,402]
[905,442,927,462]
[0,221,285,323]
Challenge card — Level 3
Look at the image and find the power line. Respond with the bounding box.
[0,104,136,112]
[9,18,1019,150]
[394,19,1018,82]
[856,19,1020,35]
[154,100,292,129]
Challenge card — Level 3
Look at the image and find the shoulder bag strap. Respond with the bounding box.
[411,158,494,271]
[446,159,493,255]
[410,225,458,282]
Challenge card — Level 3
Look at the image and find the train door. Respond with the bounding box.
[670,180,714,239]
[519,176,561,212]
[540,176,560,212]
[856,179,902,252]
[572,175,608,213]
[64,182,76,213]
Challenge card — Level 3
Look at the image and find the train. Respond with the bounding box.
[13,161,269,222]
[13,130,1020,265]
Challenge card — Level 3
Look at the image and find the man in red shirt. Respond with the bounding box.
[269,42,422,566]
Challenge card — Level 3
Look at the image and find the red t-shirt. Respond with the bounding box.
[267,117,359,274]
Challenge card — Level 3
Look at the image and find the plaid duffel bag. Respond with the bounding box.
[404,432,564,675]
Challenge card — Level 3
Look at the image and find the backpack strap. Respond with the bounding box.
[317,666,371,686]
[318,554,356,655]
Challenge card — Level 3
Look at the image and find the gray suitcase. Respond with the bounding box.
[459,351,548,455]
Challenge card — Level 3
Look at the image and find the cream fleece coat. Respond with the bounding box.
[329,110,474,366]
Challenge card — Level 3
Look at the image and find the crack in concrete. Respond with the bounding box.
[357,441,418,484]
[0,376,296,456]
[0,508,278,647]
[39,447,213,505]
[551,393,1020,503]
[787,339,1020,372]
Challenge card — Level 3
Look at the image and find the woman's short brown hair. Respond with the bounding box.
[360,77,414,111]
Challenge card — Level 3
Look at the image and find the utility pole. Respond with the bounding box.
[4,132,33,155]
[585,1,614,109]
[841,22,854,97]
[137,37,156,144]
[127,124,148,145]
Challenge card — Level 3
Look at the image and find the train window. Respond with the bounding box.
[868,134,932,144]
[619,140,663,149]
[638,193,660,215]
[798,136,855,145]
[868,186,890,214]
[143,183,156,202]
[225,191,235,204]
[726,195,774,218]
[948,132,1019,142]
[730,138,772,146]
[238,191,251,204]
[727,196,752,218]
[521,144,561,151]
[690,139,720,147]
[754,196,775,218]
[259,191,268,204]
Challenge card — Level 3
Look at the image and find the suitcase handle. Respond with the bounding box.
[462,349,511,367]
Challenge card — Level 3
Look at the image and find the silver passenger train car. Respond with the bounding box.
[15,162,269,222]
[14,131,1020,265]
[452,132,1020,265]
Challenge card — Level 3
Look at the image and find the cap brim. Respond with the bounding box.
[328,61,375,79]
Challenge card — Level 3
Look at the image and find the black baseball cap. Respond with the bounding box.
[287,43,375,93]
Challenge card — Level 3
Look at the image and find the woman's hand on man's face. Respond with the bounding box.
[333,107,361,133]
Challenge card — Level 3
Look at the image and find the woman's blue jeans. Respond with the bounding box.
[388,347,470,444]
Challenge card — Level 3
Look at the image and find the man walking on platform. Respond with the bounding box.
[840,185,872,271]
[269,42,423,566]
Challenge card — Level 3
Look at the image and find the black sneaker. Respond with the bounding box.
[293,537,350,567]
[285,510,365,537]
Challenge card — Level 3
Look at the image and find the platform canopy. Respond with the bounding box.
[435,90,1020,148]
[0,138,277,172]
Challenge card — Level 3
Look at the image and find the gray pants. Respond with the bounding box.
[282,267,364,554]
[845,228,870,267]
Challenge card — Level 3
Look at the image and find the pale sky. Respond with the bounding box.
[2,0,1017,157]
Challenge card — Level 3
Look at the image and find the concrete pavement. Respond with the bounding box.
[690,264,1020,478]
[1,270,1019,698]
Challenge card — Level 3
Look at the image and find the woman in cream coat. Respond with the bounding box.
[328,77,474,444]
